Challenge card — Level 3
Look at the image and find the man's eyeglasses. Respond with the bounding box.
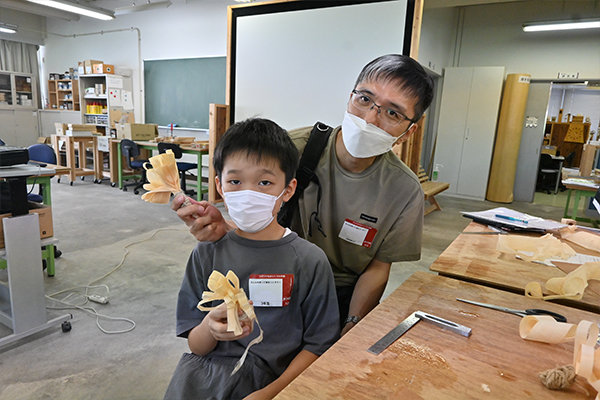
[350,90,416,127]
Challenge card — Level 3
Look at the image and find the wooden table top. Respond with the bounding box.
[429,222,600,313]
[276,271,598,399]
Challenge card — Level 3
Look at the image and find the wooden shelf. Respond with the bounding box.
[47,77,79,111]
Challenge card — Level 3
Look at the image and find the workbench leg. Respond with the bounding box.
[563,190,572,218]
[572,191,582,221]
[196,153,202,201]
[67,138,76,184]
[117,145,123,189]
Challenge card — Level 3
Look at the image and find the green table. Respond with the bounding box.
[115,140,208,200]
[563,181,600,228]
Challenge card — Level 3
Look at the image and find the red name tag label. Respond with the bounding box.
[338,219,377,248]
[249,274,294,307]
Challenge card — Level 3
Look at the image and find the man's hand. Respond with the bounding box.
[171,194,231,242]
[206,302,254,342]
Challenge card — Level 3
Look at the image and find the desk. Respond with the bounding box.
[51,135,103,185]
[2,165,60,277]
[429,222,600,313]
[109,139,208,201]
[276,271,596,399]
[563,180,600,227]
[0,166,71,349]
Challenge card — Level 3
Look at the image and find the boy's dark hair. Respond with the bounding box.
[354,54,434,121]
[213,118,299,184]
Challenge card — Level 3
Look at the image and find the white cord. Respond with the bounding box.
[45,227,184,334]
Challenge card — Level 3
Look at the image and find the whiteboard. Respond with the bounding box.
[231,0,412,130]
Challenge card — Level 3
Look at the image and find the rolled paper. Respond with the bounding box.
[141,149,191,206]
[525,262,600,301]
[519,315,576,344]
[197,270,263,375]
[496,233,576,263]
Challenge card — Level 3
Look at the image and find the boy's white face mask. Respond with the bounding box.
[223,189,285,233]
[341,111,401,158]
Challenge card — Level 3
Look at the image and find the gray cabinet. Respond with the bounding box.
[0,71,37,109]
[434,66,505,200]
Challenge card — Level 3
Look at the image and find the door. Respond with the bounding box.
[435,66,504,200]
[513,83,552,202]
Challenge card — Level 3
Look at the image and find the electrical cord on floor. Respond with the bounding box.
[45,227,185,334]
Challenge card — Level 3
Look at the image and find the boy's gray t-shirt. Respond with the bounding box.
[176,230,340,377]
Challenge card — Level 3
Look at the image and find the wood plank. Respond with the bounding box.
[429,222,600,313]
[276,271,596,399]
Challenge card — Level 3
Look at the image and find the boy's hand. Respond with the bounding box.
[206,302,254,341]
[172,195,231,242]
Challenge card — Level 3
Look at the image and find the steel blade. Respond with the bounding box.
[367,312,420,355]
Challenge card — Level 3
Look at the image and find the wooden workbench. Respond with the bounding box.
[50,135,103,185]
[276,271,597,399]
[429,222,600,313]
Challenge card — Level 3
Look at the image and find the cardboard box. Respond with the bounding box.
[93,63,114,74]
[117,123,158,141]
[84,59,103,74]
[0,202,53,248]
[97,136,109,152]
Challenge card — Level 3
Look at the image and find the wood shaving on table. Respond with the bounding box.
[560,227,600,253]
[496,234,576,263]
[525,262,600,300]
[520,316,600,399]
[197,270,263,375]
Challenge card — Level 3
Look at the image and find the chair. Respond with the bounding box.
[120,139,148,195]
[27,143,59,201]
[536,153,562,194]
[157,142,198,196]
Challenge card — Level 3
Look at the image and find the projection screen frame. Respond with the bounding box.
[227,0,417,127]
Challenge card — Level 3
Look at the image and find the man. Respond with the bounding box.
[173,54,434,335]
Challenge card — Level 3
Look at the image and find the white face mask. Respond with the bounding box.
[223,189,285,233]
[341,111,405,158]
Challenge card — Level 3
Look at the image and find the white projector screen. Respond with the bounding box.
[230,0,413,130]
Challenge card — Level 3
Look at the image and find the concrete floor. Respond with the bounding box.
[0,178,570,400]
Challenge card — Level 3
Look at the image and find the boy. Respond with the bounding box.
[164,118,340,400]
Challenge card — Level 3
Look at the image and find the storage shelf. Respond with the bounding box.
[84,95,107,99]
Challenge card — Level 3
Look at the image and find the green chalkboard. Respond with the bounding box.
[144,57,226,129]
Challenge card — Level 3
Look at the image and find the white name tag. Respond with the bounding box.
[338,219,377,248]
[249,277,283,307]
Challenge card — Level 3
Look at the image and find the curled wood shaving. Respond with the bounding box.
[197,270,263,375]
[496,233,576,263]
[519,315,576,343]
[141,150,189,205]
[525,262,600,301]
[560,227,600,253]
[520,316,600,399]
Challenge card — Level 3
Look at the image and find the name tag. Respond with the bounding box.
[338,219,377,248]
[249,274,294,307]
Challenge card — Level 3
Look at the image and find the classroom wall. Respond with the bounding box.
[419,7,459,75]
[43,0,238,124]
[0,8,45,46]
[455,1,600,78]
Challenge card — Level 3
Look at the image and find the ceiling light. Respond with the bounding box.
[26,0,114,20]
[114,0,172,15]
[0,23,17,34]
[523,19,600,32]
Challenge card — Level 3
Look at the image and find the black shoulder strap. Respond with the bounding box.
[278,122,333,227]
[295,122,333,193]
